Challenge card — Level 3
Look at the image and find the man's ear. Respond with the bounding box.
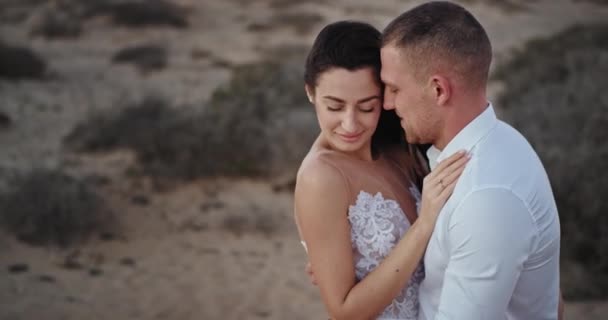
[429,74,451,106]
[304,84,315,104]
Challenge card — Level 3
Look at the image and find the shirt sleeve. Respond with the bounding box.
[434,187,537,320]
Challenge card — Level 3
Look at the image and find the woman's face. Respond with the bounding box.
[306,67,382,158]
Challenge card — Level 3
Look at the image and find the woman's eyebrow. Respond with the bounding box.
[322,96,346,103]
[357,95,381,104]
[322,95,380,104]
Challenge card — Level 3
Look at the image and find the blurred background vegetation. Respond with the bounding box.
[0,0,607,318]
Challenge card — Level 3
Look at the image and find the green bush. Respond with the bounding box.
[493,23,608,299]
[0,168,114,247]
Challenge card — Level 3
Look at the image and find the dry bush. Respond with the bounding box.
[221,208,282,237]
[28,2,83,39]
[271,12,324,35]
[87,0,189,28]
[0,42,47,80]
[0,168,114,247]
[0,0,48,24]
[268,0,327,10]
[111,44,168,72]
[0,111,11,129]
[64,96,181,152]
[203,59,317,177]
[64,58,318,180]
[459,0,531,13]
[493,23,608,299]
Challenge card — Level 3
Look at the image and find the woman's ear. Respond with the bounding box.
[304,84,315,104]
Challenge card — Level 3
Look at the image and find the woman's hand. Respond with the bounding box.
[418,150,470,226]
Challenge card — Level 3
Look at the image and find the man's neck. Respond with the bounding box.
[433,97,488,150]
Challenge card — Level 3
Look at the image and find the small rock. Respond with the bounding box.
[254,310,271,318]
[271,179,296,193]
[62,252,83,270]
[99,232,115,241]
[112,44,168,73]
[119,257,136,267]
[38,274,56,283]
[89,268,103,276]
[200,200,225,212]
[0,111,11,129]
[131,194,150,206]
[8,263,29,274]
[200,248,219,255]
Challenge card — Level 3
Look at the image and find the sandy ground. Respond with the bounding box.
[1,0,608,319]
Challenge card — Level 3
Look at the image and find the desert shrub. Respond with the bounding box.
[64,58,317,180]
[221,208,281,236]
[64,96,180,152]
[111,44,168,72]
[493,23,608,299]
[249,13,324,35]
[0,0,48,24]
[202,60,317,177]
[268,0,327,10]
[0,42,46,80]
[0,168,114,247]
[459,0,530,13]
[87,0,189,28]
[29,7,82,39]
[271,12,324,35]
[0,111,11,129]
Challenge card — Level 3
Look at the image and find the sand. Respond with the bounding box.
[1,0,608,319]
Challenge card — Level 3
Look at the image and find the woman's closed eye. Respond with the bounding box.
[358,102,379,113]
[358,105,376,113]
[326,105,344,112]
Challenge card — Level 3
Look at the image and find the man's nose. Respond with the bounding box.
[383,90,395,110]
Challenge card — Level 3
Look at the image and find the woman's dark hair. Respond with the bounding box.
[304,21,428,187]
[304,21,405,155]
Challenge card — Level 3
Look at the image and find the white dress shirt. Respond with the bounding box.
[418,104,561,320]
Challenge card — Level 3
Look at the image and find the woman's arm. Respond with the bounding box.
[296,151,468,320]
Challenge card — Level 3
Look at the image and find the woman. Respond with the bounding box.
[294,21,469,320]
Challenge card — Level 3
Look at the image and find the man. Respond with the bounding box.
[380,1,561,319]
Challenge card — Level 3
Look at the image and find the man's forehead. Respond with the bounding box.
[380,49,399,83]
[381,45,402,59]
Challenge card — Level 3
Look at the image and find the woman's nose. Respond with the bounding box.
[341,110,359,133]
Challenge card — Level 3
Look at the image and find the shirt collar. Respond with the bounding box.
[426,103,497,171]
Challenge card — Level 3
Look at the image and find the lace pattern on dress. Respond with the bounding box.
[348,188,424,320]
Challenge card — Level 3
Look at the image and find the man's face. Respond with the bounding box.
[380,45,441,145]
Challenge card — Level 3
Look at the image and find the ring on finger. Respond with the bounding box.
[439,179,445,189]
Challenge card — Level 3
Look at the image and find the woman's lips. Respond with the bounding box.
[337,132,363,142]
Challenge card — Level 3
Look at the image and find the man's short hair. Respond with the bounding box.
[382,1,492,89]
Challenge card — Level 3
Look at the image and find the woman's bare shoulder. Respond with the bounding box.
[297,149,346,194]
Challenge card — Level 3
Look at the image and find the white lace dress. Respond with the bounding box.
[348,185,424,320]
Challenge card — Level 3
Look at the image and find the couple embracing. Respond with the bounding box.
[294,2,563,319]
